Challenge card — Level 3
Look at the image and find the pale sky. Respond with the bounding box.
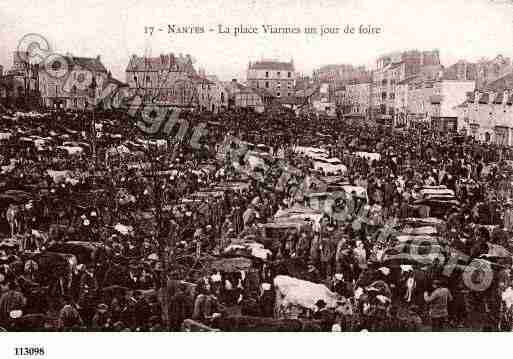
[1,0,512,81]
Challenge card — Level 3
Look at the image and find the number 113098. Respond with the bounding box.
[14,347,45,356]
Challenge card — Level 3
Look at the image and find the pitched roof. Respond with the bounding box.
[188,74,214,85]
[126,54,194,73]
[223,81,254,95]
[68,56,107,73]
[249,61,294,71]
[486,72,513,91]
[389,61,404,70]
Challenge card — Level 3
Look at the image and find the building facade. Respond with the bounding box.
[336,82,371,116]
[0,51,40,107]
[195,76,229,113]
[457,90,513,145]
[125,53,197,108]
[223,79,265,113]
[444,55,512,89]
[246,60,296,99]
[456,73,513,145]
[406,79,475,132]
[39,55,109,109]
[372,49,441,118]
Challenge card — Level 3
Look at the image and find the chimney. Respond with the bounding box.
[97,55,101,62]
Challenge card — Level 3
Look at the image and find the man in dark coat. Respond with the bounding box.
[169,283,193,330]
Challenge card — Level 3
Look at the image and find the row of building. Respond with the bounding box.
[315,50,513,145]
[4,46,513,146]
[0,51,311,114]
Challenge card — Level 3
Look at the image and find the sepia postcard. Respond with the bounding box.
[0,0,513,357]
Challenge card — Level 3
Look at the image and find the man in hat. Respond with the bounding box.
[92,303,112,331]
[58,295,83,330]
[314,299,334,331]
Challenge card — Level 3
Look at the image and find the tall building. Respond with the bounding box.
[456,73,513,145]
[0,51,40,106]
[39,55,111,109]
[312,64,371,85]
[406,79,475,132]
[223,79,266,113]
[246,59,296,99]
[125,53,198,107]
[336,81,371,116]
[313,64,371,103]
[372,49,441,119]
[444,55,512,89]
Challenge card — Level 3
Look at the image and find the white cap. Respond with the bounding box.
[378,267,390,276]
[9,310,22,319]
[331,323,342,332]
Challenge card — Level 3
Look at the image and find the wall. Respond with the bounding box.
[457,91,513,145]
[247,68,295,97]
[438,81,475,118]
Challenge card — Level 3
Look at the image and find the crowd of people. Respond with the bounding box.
[0,104,512,332]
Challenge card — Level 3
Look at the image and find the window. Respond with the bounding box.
[277,71,281,77]
[221,92,225,103]
[134,76,138,84]
[288,92,291,97]
[277,82,281,88]
[265,71,269,78]
[381,92,387,100]
[288,72,291,78]
[256,82,259,88]
[288,82,292,89]
[276,92,281,97]
[265,81,269,88]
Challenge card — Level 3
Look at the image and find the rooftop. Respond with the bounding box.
[485,72,513,91]
[126,53,195,73]
[249,60,294,71]
[68,56,108,73]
